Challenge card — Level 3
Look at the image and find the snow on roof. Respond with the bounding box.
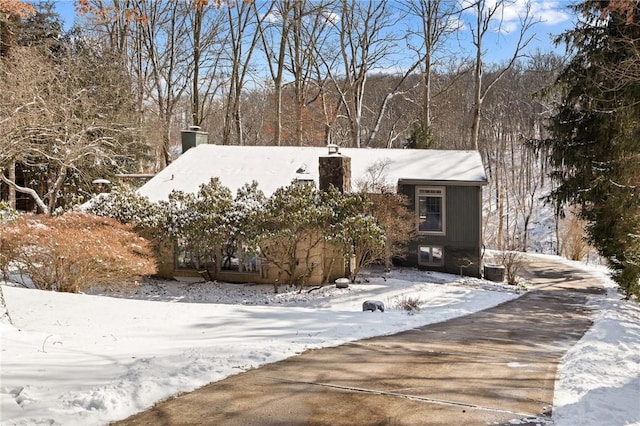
[138,145,488,202]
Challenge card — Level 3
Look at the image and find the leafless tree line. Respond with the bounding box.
[1,0,582,253]
[74,1,539,156]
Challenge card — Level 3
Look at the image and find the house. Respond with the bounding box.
[138,132,488,282]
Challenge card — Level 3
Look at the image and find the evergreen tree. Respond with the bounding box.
[15,2,64,54]
[542,1,640,299]
[405,122,435,150]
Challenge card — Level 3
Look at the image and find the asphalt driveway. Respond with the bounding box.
[113,257,603,426]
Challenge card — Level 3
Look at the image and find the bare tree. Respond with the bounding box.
[77,0,149,139]
[81,0,226,166]
[330,0,401,148]
[403,0,461,131]
[365,65,421,147]
[257,0,294,146]
[134,0,192,167]
[468,0,537,151]
[1,2,37,209]
[221,0,273,145]
[0,46,144,214]
[287,0,334,146]
[76,0,141,56]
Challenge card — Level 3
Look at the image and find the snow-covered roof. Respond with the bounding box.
[138,145,488,202]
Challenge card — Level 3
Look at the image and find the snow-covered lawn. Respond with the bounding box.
[1,258,638,426]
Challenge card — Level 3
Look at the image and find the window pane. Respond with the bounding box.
[418,195,442,232]
[419,247,431,263]
[432,247,443,264]
[222,243,261,273]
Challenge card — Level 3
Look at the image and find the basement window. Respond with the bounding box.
[418,246,444,266]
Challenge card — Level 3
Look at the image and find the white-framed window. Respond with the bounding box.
[416,186,445,234]
[418,246,444,266]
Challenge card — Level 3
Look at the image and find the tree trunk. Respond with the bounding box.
[8,161,16,210]
[0,174,48,215]
[234,98,243,146]
[160,126,171,168]
[471,2,483,151]
[192,6,203,126]
[273,12,287,146]
[497,185,504,250]
[47,165,67,214]
[0,286,12,325]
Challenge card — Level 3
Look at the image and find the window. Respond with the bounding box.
[418,246,444,266]
[221,242,261,273]
[416,187,445,234]
[175,240,212,270]
[175,240,260,274]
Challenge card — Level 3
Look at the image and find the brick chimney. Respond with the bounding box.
[181,125,208,153]
[319,144,351,193]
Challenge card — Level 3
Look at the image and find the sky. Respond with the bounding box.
[49,0,577,65]
[477,0,576,60]
[2,254,639,425]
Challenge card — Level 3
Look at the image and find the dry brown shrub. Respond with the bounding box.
[497,249,525,285]
[391,295,423,315]
[0,212,156,292]
[494,242,526,286]
[558,209,591,261]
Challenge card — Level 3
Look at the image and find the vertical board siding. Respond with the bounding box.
[446,186,480,245]
[398,182,483,277]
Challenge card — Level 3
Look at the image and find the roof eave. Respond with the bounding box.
[397,178,489,187]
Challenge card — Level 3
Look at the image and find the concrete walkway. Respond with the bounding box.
[113,257,604,426]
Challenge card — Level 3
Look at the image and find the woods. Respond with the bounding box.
[1,1,640,298]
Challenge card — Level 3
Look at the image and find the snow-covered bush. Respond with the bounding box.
[85,185,161,229]
[252,184,395,289]
[221,182,266,273]
[323,188,385,282]
[0,201,18,225]
[253,181,330,291]
[158,178,233,273]
[83,178,411,289]
[0,212,156,292]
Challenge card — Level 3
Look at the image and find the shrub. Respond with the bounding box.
[497,249,525,285]
[558,208,592,261]
[0,202,19,280]
[391,295,423,315]
[323,188,385,283]
[159,178,233,273]
[0,201,18,225]
[354,161,414,270]
[253,181,330,291]
[84,185,160,229]
[0,212,156,292]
